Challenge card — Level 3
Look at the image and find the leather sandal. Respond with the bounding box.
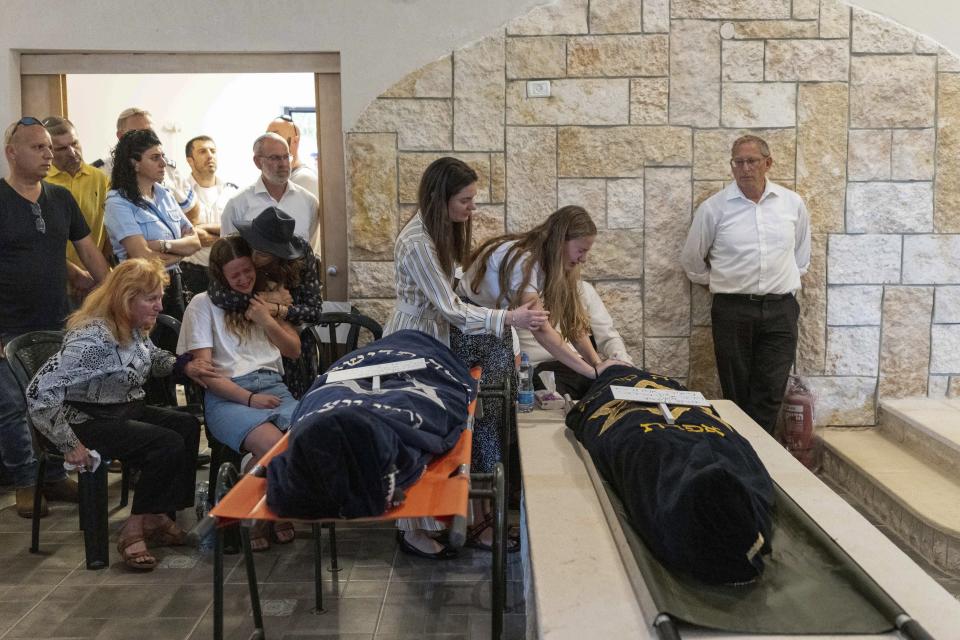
[117,535,157,571]
[145,516,189,546]
[465,513,520,553]
[249,521,271,552]
[272,521,296,545]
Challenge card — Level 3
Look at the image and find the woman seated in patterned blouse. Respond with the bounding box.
[205,206,322,399]
[27,259,217,571]
[178,233,301,550]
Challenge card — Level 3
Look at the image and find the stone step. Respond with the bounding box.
[878,397,960,479]
[819,427,960,576]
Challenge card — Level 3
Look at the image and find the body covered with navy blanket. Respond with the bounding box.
[567,365,775,585]
[266,330,476,519]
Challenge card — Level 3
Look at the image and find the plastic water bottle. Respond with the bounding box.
[517,352,535,413]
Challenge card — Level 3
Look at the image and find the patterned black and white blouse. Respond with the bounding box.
[26,319,175,453]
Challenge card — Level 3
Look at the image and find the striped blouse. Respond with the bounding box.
[384,212,506,346]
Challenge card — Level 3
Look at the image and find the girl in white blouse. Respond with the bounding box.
[386,157,547,559]
[457,206,627,549]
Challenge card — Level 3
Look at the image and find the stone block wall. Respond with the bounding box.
[346,0,960,426]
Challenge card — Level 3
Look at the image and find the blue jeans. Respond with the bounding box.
[0,338,66,488]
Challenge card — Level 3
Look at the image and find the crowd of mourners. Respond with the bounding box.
[1,106,809,571]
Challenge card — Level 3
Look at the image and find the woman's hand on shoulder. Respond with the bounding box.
[249,393,281,409]
[184,358,223,388]
[509,300,549,331]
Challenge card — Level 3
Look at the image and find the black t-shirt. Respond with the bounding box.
[0,179,89,335]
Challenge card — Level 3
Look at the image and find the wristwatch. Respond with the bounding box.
[160,239,170,253]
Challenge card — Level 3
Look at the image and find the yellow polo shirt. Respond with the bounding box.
[45,162,110,266]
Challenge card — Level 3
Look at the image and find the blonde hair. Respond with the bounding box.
[468,205,596,341]
[67,259,168,344]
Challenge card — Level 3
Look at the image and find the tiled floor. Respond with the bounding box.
[0,468,525,640]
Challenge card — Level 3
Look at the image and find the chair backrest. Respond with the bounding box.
[308,311,384,375]
[3,331,65,394]
[4,331,66,456]
[146,314,182,406]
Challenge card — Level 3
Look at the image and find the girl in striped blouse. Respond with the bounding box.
[386,157,547,559]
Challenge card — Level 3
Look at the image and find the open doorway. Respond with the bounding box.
[20,52,347,300]
[67,73,316,191]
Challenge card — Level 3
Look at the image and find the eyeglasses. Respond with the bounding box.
[9,116,43,139]
[730,157,766,169]
[30,201,45,234]
[259,153,291,163]
[277,114,294,122]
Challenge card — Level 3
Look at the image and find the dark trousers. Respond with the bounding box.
[532,361,593,400]
[161,270,186,321]
[71,405,200,515]
[180,262,209,300]
[711,293,800,434]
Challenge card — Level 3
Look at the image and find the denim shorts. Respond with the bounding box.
[204,369,298,453]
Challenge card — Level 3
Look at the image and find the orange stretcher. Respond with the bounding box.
[204,368,510,640]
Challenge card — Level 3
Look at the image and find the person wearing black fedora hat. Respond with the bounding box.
[206,206,323,399]
[234,206,303,261]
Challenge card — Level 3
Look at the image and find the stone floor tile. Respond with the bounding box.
[94,616,199,640]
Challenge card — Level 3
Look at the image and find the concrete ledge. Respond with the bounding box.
[518,402,960,639]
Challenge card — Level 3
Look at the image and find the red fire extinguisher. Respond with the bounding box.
[779,376,817,470]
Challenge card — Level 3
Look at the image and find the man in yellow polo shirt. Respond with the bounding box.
[43,116,110,301]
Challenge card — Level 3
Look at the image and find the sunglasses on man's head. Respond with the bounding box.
[277,114,294,122]
[9,116,43,139]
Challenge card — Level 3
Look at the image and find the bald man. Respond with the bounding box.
[266,115,319,197]
[0,117,109,517]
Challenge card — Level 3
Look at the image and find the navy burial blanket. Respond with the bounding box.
[266,329,477,519]
[566,365,775,585]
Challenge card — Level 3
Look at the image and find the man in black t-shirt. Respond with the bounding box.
[0,117,109,518]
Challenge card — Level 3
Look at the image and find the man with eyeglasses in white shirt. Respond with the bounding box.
[680,135,811,434]
[0,117,110,517]
[220,132,319,247]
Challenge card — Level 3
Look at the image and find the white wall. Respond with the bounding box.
[1,0,958,172]
[67,73,315,186]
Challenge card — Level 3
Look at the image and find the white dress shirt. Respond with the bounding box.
[680,180,811,294]
[384,212,506,346]
[516,281,634,367]
[220,177,319,246]
[184,175,238,267]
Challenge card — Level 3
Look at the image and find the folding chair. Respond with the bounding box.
[4,330,111,570]
[206,368,509,640]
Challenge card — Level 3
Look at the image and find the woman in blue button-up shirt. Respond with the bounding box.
[105,129,200,319]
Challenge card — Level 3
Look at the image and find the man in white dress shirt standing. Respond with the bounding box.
[680,135,811,434]
[220,132,319,247]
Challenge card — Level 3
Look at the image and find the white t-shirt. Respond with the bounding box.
[458,241,543,310]
[177,293,284,378]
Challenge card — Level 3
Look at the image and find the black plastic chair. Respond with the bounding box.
[4,331,111,569]
[308,311,384,374]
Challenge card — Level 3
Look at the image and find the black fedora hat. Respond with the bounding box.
[235,207,305,261]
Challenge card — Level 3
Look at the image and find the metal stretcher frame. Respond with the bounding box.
[207,367,511,640]
[575,438,936,640]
